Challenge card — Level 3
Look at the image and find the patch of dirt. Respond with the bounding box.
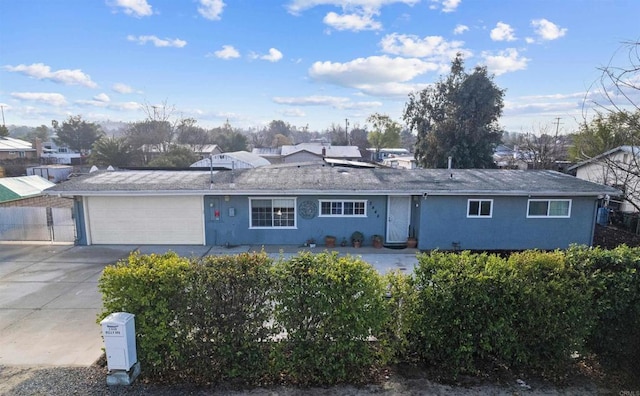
[593,224,640,249]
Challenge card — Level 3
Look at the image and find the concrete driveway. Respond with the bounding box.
[0,244,417,367]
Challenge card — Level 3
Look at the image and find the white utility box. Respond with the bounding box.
[100,312,137,371]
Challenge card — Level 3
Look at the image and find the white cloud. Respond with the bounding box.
[273,95,383,109]
[112,83,135,94]
[490,22,516,42]
[260,48,283,62]
[481,48,529,76]
[4,63,97,88]
[212,45,240,59]
[108,0,152,17]
[93,93,110,102]
[273,95,351,106]
[286,0,420,15]
[323,11,382,31]
[110,101,143,111]
[11,92,67,106]
[198,0,225,20]
[379,33,467,60]
[429,0,461,13]
[279,108,307,117]
[127,35,187,48]
[531,19,567,41]
[453,24,468,35]
[310,56,435,86]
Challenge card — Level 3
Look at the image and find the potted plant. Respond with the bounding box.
[325,235,336,248]
[340,237,348,247]
[372,234,383,248]
[407,226,417,248]
[351,231,364,248]
[307,238,316,248]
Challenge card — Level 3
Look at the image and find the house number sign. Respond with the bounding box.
[298,200,317,219]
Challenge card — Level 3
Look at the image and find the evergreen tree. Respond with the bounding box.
[403,54,504,168]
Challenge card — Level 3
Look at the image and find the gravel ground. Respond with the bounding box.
[0,363,613,396]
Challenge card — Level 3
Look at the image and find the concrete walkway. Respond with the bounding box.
[0,244,418,366]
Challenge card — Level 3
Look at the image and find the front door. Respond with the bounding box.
[386,196,411,243]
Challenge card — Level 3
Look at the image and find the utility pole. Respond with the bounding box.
[1,104,5,126]
[553,117,562,137]
[345,118,349,145]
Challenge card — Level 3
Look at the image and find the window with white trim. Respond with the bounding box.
[467,199,493,217]
[527,199,571,218]
[319,200,367,217]
[250,198,296,228]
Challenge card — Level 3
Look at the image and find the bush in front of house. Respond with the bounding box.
[270,251,390,385]
[408,250,593,377]
[566,244,640,367]
[98,251,191,377]
[178,252,275,383]
[98,247,636,385]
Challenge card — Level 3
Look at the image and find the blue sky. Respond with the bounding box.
[1,0,638,134]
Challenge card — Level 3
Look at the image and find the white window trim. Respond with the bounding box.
[249,197,297,229]
[467,199,493,218]
[526,199,572,218]
[318,199,368,217]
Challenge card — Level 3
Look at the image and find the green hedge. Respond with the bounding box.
[566,245,640,366]
[409,250,592,376]
[271,252,389,385]
[98,252,190,376]
[98,247,639,384]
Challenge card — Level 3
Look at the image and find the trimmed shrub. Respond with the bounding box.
[566,245,640,367]
[381,270,416,363]
[178,252,274,383]
[271,252,389,385]
[98,251,191,377]
[410,250,592,376]
[502,250,592,371]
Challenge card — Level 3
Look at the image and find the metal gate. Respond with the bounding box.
[0,207,75,242]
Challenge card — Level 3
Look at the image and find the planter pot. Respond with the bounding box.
[406,238,417,248]
[372,239,383,248]
[353,241,362,248]
[325,236,336,248]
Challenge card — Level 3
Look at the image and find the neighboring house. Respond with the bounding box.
[381,155,417,169]
[40,140,82,165]
[568,146,640,212]
[0,137,36,160]
[367,148,410,162]
[46,167,617,250]
[188,144,222,160]
[251,147,282,164]
[0,175,75,242]
[253,143,361,164]
[0,175,55,204]
[190,151,270,169]
[27,165,74,183]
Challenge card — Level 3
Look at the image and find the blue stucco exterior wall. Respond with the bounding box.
[417,195,598,250]
[204,195,390,246]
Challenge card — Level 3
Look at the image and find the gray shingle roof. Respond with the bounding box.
[47,167,619,197]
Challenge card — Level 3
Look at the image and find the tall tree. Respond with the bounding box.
[52,115,104,154]
[0,124,9,138]
[403,53,504,168]
[90,136,141,167]
[367,113,401,156]
[576,41,640,212]
[148,145,198,168]
[349,126,370,150]
[570,110,640,161]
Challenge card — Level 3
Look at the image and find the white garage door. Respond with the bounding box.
[86,196,204,244]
